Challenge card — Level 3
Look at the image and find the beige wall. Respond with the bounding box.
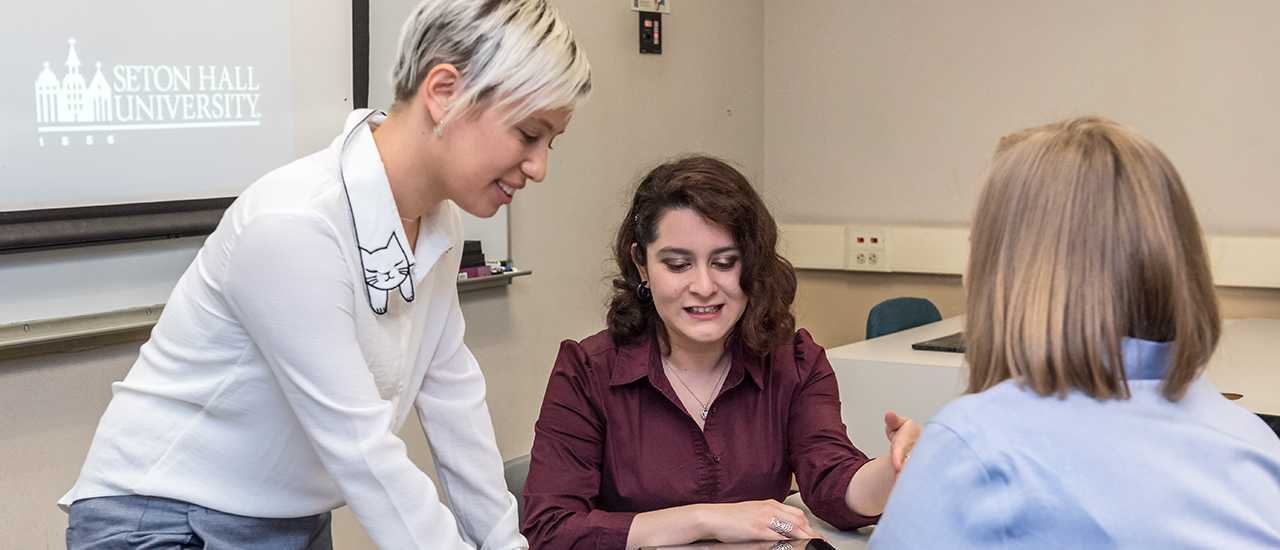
[762,0,1280,237]
[7,1,1280,549]
[764,1,1280,346]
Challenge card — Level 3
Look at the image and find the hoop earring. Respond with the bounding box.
[636,281,652,304]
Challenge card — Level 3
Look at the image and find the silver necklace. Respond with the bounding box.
[663,354,731,420]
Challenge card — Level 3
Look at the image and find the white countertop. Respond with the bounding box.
[1203,318,1280,414]
[825,316,1280,456]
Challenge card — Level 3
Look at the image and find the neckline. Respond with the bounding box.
[662,353,731,420]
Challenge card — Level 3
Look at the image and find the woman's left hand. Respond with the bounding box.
[883,411,920,475]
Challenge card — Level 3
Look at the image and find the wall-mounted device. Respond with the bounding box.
[632,0,668,55]
[639,12,661,54]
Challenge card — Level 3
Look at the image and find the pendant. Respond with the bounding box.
[701,409,709,420]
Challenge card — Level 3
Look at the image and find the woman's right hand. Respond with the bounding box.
[693,500,822,542]
[626,499,822,548]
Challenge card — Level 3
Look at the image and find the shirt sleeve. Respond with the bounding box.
[522,340,637,550]
[413,281,527,550]
[222,212,478,550]
[868,421,1012,550]
[788,330,880,530]
[870,420,1118,550]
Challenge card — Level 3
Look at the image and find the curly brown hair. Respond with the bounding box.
[607,156,797,357]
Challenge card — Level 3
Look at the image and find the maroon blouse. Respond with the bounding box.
[522,329,877,550]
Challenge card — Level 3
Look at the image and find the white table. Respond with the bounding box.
[827,317,967,457]
[649,494,870,550]
[827,317,1280,457]
[784,493,872,549]
[1203,318,1280,415]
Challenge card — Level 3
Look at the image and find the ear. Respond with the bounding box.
[630,243,648,282]
[414,63,461,129]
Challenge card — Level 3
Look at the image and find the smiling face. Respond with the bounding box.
[435,104,572,218]
[636,208,748,355]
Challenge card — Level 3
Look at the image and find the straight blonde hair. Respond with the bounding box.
[966,116,1219,401]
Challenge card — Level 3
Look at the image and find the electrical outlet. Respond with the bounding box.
[845,227,890,272]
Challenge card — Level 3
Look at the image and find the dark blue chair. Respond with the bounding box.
[866,297,942,340]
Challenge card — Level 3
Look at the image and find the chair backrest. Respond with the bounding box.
[866,297,942,340]
[503,453,532,524]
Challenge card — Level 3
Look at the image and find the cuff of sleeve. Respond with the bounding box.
[807,461,880,530]
[586,509,639,550]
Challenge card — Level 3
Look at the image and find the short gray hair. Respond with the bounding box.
[391,0,592,124]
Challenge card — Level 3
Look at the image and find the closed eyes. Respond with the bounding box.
[518,128,556,150]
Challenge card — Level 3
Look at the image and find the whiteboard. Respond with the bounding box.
[461,207,511,263]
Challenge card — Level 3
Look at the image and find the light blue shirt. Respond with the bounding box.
[869,338,1280,549]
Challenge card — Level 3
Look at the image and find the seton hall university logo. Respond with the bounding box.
[35,38,113,124]
[33,38,265,141]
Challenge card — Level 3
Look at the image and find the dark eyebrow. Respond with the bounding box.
[656,246,739,256]
[656,246,692,256]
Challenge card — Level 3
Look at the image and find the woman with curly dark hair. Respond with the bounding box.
[521,156,921,549]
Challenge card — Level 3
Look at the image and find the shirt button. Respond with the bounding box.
[712,454,721,462]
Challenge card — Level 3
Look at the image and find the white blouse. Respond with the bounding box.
[61,110,527,550]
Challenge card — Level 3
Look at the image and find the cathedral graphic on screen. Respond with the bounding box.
[35,38,112,124]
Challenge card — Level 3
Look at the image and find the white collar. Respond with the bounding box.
[339,108,416,315]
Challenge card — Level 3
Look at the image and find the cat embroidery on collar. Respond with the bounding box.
[360,233,415,314]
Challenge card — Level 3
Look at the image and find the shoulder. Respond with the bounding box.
[555,330,619,370]
[789,328,824,363]
[575,329,620,355]
[927,380,1030,439]
[200,153,351,275]
[554,330,653,383]
[905,381,1068,471]
[545,331,632,405]
[230,150,346,229]
[764,328,828,375]
[1164,377,1280,450]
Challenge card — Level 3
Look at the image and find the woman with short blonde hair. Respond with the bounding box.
[62,1,589,548]
[870,117,1280,549]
